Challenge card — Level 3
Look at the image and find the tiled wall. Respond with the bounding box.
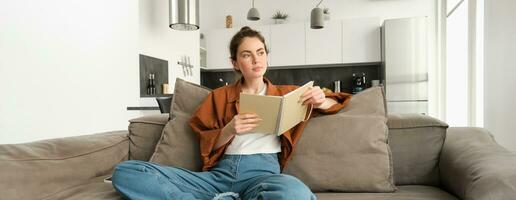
[201,63,382,93]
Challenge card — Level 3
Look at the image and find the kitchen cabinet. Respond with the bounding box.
[306,20,342,65]
[253,25,272,63]
[269,22,306,67]
[206,27,238,69]
[205,17,381,69]
[342,17,381,63]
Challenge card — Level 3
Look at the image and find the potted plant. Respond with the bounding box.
[272,10,289,24]
[323,7,330,21]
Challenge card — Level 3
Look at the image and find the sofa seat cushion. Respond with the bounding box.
[316,185,458,200]
[42,178,456,200]
[41,176,121,200]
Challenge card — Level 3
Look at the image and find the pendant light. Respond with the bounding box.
[247,0,260,21]
[310,0,324,29]
[169,0,199,31]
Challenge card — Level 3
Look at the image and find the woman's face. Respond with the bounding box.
[232,37,268,80]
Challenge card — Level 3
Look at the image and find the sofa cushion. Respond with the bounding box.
[41,176,122,200]
[149,78,211,171]
[42,178,457,200]
[128,114,169,161]
[168,78,213,120]
[0,131,128,200]
[316,185,458,200]
[284,86,396,192]
[387,114,448,186]
[339,85,387,117]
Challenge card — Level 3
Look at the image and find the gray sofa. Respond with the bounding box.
[1,114,516,200]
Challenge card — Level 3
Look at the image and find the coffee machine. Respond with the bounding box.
[352,72,366,94]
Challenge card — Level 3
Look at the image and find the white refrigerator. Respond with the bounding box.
[381,17,428,114]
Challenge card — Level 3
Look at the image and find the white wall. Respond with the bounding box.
[139,0,200,93]
[199,0,440,117]
[484,0,516,151]
[0,0,200,144]
[200,0,434,32]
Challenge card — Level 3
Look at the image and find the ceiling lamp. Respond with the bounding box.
[310,0,324,29]
[247,0,260,21]
[169,0,199,31]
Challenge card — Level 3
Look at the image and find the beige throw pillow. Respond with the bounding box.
[339,85,388,117]
[149,78,211,171]
[283,86,396,192]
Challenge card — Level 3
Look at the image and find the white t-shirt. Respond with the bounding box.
[225,84,282,155]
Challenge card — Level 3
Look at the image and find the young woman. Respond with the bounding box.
[112,27,351,200]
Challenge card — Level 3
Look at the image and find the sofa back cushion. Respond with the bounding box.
[387,114,448,186]
[149,78,211,171]
[283,86,396,192]
[0,131,128,200]
[128,114,169,161]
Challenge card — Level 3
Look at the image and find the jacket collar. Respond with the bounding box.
[228,77,280,103]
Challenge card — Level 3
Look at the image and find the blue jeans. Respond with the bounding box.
[112,153,316,200]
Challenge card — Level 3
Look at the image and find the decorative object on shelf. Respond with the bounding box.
[178,55,194,77]
[147,73,156,95]
[247,0,260,21]
[225,15,233,28]
[310,0,324,29]
[169,0,199,31]
[323,7,330,21]
[272,10,289,24]
[334,80,341,93]
[162,83,171,94]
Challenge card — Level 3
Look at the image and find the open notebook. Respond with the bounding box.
[239,81,314,136]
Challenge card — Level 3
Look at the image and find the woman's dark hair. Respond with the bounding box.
[229,26,269,62]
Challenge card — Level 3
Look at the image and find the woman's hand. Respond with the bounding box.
[215,114,262,149]
[224,114,262,135]
[300,86,327,109]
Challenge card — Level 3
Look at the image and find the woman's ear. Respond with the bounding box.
[232,60,240,72]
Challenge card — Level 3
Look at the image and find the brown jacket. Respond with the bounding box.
[189,78,352,171]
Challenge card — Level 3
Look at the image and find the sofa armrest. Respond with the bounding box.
[128,114,169,161]
[0,130,129,200]
[440,127,516,200]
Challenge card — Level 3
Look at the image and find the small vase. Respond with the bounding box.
[274,19,286,24]
[225,15,233,28]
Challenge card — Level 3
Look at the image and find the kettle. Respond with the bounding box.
[352,72,366,94]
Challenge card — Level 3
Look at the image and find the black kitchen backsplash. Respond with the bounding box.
[201,63,383,93]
